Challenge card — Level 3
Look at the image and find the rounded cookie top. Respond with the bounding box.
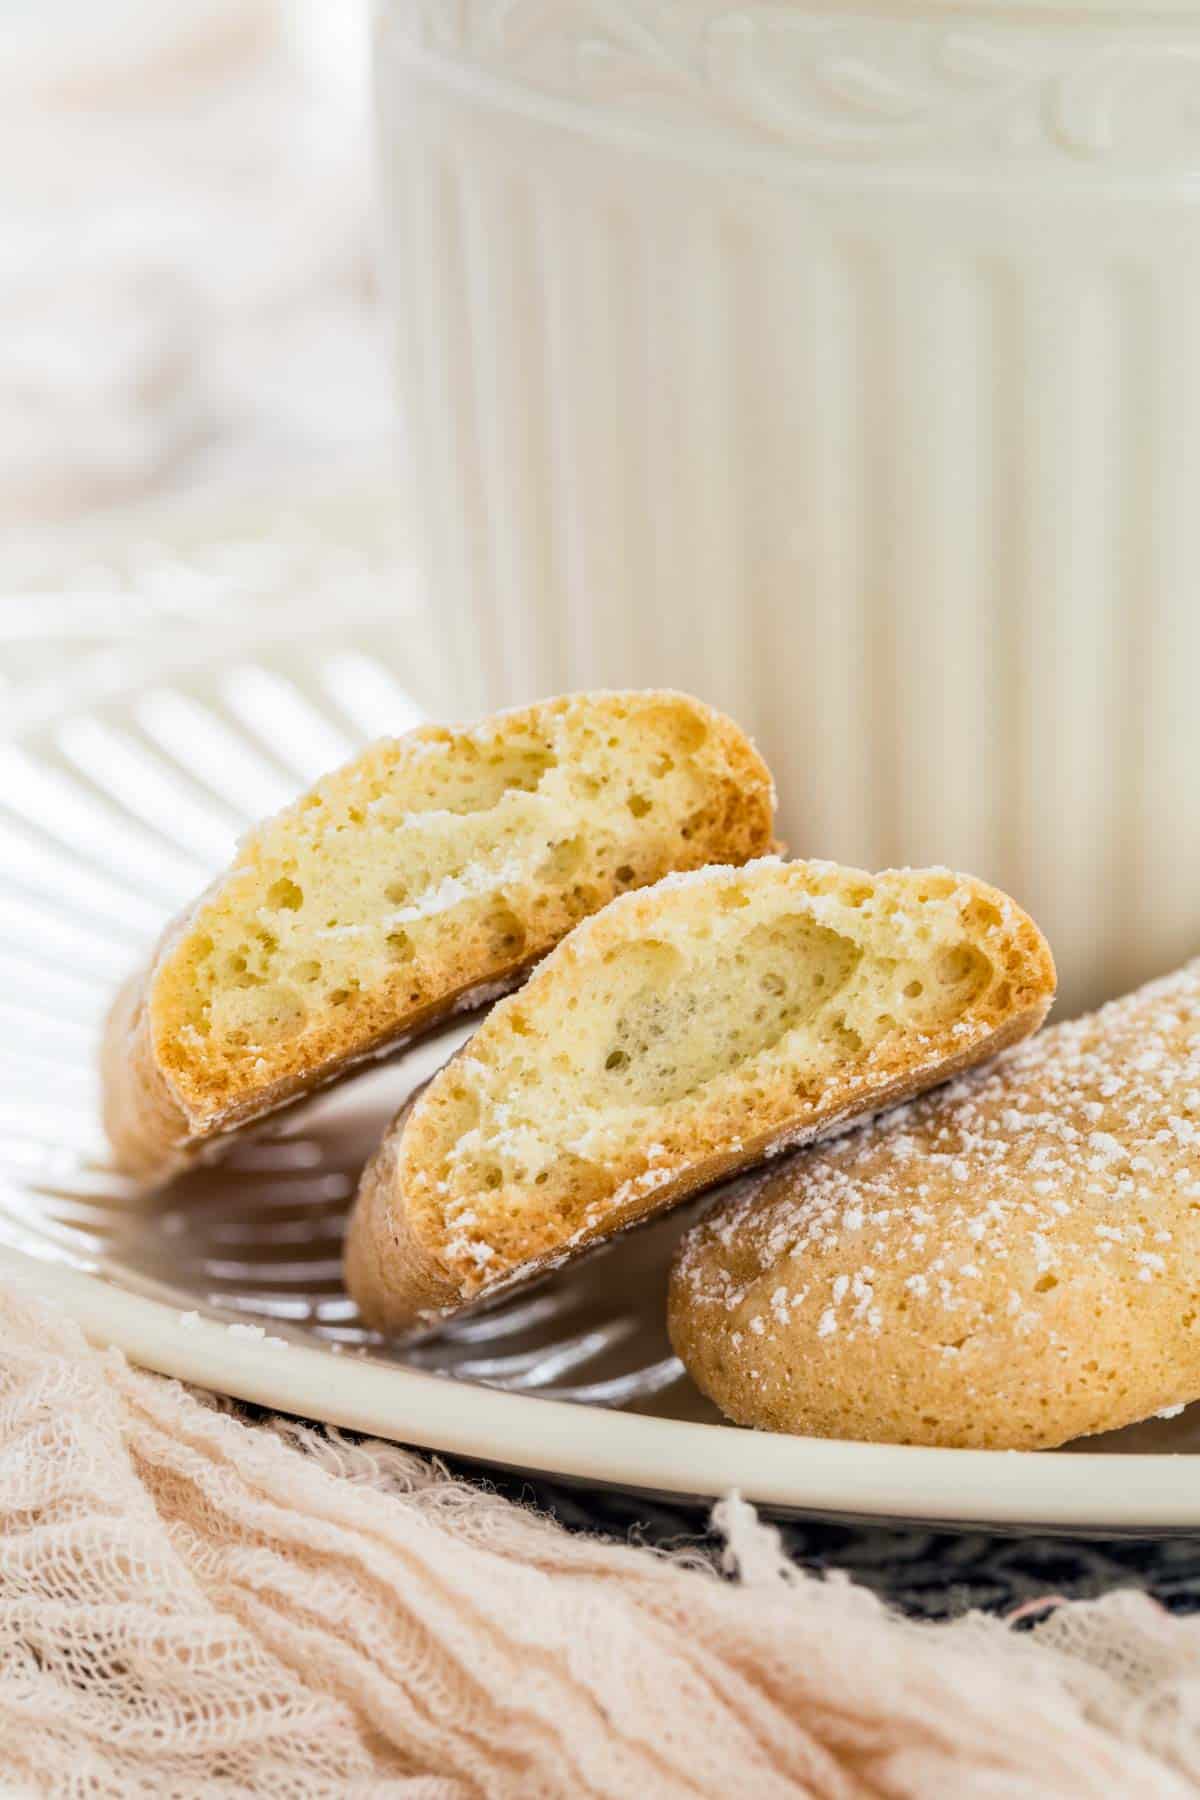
[669,961,1200,1450]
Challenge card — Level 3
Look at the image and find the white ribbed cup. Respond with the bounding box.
[375,0,1200,1015]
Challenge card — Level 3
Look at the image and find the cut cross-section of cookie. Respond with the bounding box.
[101,689,775,1181]
[345,858,1055,1335]
[668,961,1200,1451]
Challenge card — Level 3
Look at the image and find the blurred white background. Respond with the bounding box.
[0,0,386,555]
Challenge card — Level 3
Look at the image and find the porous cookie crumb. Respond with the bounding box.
[177,1311,288,1347]
[346,857,1054,1335]
[669,961,1200,1450]
[101,689,775,1182]
[227,1321,289,1348]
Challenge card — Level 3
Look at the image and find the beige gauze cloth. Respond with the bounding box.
[2,1288,1200,1799]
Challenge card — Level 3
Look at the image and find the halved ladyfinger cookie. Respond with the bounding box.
[346,857,1054,1334]
[102,690,775,1181]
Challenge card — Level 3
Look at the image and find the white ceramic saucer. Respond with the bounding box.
[4,491,1199,1530]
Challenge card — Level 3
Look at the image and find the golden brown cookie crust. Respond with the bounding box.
[101,690,776,1182]
[670,961,1200,1450]
[347,858,1055,1336]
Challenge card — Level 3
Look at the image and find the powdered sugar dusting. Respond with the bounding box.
[451,979,519,1017]
[677,961,1200,1388]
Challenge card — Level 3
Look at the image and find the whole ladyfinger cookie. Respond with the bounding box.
[101,690,776,1183]
[669,961,1200,1451]
[345,858,1054,1335]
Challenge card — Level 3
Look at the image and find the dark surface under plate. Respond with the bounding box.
[465,1461,1200,1621]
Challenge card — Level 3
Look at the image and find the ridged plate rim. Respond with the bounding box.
[10,1245,1200,1530]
